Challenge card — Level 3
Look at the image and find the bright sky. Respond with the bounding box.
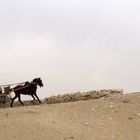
[0,0,140,98]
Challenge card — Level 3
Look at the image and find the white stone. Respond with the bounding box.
[136,113,140,116]
[108,117,113,120]
[109,105,114,108]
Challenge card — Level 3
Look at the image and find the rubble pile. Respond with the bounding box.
[44,89,123,104]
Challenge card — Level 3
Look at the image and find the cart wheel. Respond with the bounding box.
[0,94,10,108]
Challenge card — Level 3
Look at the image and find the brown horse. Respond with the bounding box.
[10,78,44,107]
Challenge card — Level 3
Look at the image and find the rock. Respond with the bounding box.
[64,136,75,140]
[104,106,108,108]
[52,120,55,124]
[68,136,74,139]
[136,113,140,116]
[94,105,98,108]
[108,117,113,120]
[109,105,114,108]
[5,112,8,118]
[92,107,96,111]
[128,117,133,120]
[84,122,89,126]
[99,122,103,126]
[111,135,115,139]
[122,99,130,103]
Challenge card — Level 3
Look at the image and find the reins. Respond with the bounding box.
[10,85,31,92]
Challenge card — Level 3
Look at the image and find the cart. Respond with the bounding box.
[0,82,25,107]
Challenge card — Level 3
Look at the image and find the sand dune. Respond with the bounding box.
[0,93,140,140]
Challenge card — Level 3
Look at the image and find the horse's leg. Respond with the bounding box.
[10,95,18,107]
[34,93,41,103]
[30,94,36,104]
[18,94,24,106]
[31,94,36,101]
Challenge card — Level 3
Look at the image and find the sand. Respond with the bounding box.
[0,93,140,140]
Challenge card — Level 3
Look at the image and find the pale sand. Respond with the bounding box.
[0,93,140,140]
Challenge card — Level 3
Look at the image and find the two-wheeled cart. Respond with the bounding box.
[0,82,25,107]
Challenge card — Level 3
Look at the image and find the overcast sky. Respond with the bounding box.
[0,0,140,98]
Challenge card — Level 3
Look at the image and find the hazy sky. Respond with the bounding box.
[0,0,140,98]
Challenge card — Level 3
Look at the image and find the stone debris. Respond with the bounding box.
[44,89,123,104]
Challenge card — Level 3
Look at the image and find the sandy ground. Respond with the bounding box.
[0,93,140,140]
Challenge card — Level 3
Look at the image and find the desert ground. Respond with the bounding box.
[0,92,140,140]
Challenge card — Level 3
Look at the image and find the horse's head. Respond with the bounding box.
[33,78,44,87]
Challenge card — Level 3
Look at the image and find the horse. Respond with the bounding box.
[10,78,44,107]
